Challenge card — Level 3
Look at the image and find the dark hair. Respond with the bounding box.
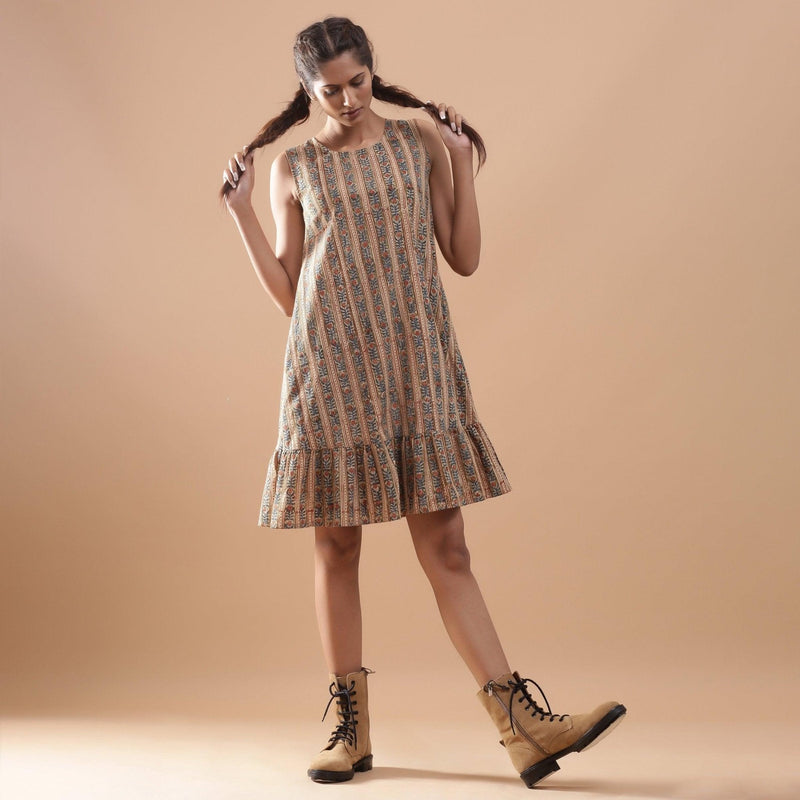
[218,16,486,203]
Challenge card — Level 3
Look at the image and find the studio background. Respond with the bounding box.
[2,0,798,732]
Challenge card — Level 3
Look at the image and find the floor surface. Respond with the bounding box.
[2,716,798,799]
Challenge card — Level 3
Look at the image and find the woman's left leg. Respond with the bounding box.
[406,506,510,685]
[408,509,627,789]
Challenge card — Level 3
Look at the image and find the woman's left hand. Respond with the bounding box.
[424,101,473,154]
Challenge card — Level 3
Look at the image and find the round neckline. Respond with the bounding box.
[312,118,391,154]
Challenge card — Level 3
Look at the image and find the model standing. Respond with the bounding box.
[221,16,625,788]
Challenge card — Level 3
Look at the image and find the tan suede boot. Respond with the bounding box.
[307,667,373,783]
[478,671,626,788]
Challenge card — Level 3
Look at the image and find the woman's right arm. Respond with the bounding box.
[226,150,304,317]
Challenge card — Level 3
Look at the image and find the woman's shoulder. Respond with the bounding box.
[389,116,437,151]
[270,142,309,183]
[275,138,317,173]
[280,138,313,158]
[391,116,439,163]
[390,115,435,134]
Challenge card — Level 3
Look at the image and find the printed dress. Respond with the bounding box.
[258,117,511,529]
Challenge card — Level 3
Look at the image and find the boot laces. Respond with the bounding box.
[492,674,568,735]
[320,679,359,749]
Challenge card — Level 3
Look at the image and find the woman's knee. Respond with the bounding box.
[410,510,471,575]
[432,535,471,574]
[315,526,362,570]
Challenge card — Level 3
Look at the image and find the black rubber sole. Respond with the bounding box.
[519,704,627,788]
[307,753,373,783]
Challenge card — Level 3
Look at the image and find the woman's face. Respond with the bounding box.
[309,50,373,125]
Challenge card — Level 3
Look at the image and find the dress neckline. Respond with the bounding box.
[312,118,391,154]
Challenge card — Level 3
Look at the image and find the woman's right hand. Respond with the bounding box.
[223,145,255,214]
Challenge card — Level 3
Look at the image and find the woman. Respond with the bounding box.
[220,16,626,788]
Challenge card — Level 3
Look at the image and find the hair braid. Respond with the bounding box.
[218,86,310,204]
[371,74,486,170]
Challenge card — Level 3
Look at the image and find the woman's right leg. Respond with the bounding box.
[314,525,363,675]
[309,525,373,784]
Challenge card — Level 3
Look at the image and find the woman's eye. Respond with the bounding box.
[323,78,362,97]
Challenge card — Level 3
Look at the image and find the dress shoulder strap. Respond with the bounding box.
[283,140,319,201]
[393,117,432,172]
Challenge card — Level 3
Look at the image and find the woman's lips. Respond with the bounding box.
[342,108,362,118]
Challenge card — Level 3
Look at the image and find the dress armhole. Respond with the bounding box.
[282,148,304,206]
[409,118,433,176]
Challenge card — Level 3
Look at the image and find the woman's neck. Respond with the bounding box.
[317,111,386,151]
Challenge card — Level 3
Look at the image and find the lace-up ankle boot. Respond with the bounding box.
[307,667,373,783]
[478,671,626,788]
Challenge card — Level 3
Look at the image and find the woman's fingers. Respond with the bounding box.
[447,107,465,134]
[224,147,250,188]
[429,102,465,135]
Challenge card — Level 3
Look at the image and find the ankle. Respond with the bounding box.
[330,664,364,678]
[477,665,512,688]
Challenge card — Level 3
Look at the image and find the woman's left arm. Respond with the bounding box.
[418,104,480,276]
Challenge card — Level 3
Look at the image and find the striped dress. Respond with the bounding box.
[258,117,511,529]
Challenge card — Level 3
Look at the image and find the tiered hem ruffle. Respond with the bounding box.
[258,420,511,529]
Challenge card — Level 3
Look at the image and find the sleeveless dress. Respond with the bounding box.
[258,117,511,529]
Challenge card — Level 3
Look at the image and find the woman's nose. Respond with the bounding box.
[342,88,355,107]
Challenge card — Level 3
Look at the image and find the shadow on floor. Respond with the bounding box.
[366,766,684,795]
[367,766,519,785]
[364,768,799,799]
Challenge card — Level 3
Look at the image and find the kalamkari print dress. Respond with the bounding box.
[258,117,511,529]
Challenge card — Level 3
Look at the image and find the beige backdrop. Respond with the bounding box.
[2,0,798,726]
